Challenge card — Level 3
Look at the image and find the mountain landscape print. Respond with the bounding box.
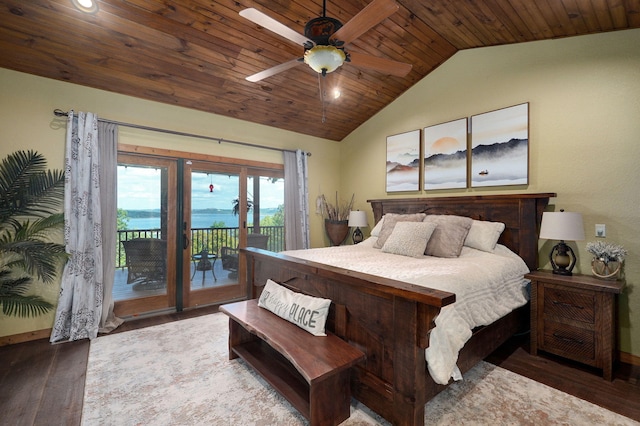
[423,118,468,190]
[471,103,529,187]
[386,129,421,192]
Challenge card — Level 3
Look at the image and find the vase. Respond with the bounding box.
[591,258,621,280]
[324,219,349,246]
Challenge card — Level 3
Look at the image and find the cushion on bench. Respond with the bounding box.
[258,279,331,336]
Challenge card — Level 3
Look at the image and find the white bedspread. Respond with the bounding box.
[283,237,530,385]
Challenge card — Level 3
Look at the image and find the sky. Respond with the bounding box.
[117,166,284,210]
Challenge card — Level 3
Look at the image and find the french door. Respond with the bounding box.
[182,161,245,309]
[113,150,283,317]
[114,154,178,317]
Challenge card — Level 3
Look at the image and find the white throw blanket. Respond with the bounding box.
[283,237,530,384]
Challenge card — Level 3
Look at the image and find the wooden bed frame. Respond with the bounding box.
[241,193,555,426]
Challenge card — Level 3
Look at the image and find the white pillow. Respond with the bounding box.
[370,216,384,237]
[464,220,506,252]
[258,279,331,336]
[382,221,438,258]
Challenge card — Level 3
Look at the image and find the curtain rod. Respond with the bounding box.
[53,109,311,156]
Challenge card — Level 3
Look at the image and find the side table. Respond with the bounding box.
[526,270,623,380]
[191,253,217,286]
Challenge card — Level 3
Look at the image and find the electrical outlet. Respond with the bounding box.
[595,224,606,238]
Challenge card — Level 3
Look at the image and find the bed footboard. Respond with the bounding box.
[242,248,455,425]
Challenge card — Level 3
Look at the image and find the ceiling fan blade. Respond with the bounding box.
[348,52,412,77]
[330,0,399,45]
[240,8,313,47]
[246,59,303,82]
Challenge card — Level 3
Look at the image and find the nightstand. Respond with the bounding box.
[526,270,624,380]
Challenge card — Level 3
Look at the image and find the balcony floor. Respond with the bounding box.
[113,257,235,302]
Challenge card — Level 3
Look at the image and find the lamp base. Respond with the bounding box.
[549,241,576,276]
[552,268,573,276]
[352,227,363,244]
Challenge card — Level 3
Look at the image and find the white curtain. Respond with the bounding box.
[283,150,310,250]
[97,122,123,333]
[50,111,122,342]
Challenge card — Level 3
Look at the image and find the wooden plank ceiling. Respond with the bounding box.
[0,0,638,141]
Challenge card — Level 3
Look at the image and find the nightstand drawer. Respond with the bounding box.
[543,286,595,324]
[543,320,595,362]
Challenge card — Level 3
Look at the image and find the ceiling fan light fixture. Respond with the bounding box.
[304,45,346,76]
[71,0,98,13]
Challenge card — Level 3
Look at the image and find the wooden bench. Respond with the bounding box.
[220,299,365,426]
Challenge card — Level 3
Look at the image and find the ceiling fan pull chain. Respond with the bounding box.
[318,73,327,123]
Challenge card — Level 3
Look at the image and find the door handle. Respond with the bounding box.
[183,233,189,250]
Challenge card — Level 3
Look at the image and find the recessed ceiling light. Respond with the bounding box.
[71,0,98,14]
[332,89,341,99]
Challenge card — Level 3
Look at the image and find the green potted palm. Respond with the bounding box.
[0,150,67,317]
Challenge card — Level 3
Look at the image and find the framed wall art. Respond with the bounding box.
[386,129,421,192]
[470,102,529,188]
[423,118,468,190]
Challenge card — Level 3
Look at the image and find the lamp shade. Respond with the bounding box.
[348,210,368,228]
[304,45,346,75]
[539,211,585,241]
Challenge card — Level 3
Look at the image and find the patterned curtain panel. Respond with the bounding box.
[50,111,120,342]
[283,150,310,250]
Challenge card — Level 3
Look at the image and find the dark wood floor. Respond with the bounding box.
[2,306,639,426]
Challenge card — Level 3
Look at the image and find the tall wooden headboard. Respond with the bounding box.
[367,193,556,271]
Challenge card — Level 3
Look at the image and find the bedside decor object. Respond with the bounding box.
[539,210,585,275]
[320,192,354,246]
[348,210,368,244]
[586,241,627,280]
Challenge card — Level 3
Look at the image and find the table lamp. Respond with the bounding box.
[539,210,585,275]
[348,210,368,244]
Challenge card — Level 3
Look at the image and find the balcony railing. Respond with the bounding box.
[115,226,284,269]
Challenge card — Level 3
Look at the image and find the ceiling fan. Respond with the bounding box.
[240,0,412,82]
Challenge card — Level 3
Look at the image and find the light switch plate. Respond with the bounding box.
[595,224,606,238]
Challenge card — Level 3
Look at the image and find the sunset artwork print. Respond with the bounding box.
[386,129,421,192]
[423,118,468,190]
[470,103,529,188]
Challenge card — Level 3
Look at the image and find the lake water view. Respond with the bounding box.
[125,213,271,230]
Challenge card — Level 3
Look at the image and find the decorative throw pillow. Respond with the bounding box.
[382,221,438,258]
[373,213,427,249]
[464,220,506,252]
[258,279,331,336]
[423,215,473,258]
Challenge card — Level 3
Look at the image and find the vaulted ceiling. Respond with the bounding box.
[1,0,638,141]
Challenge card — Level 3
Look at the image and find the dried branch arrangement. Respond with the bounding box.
[320,192,354,222]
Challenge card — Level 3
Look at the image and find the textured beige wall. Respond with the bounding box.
[0,68,340,337]
[341,29,640,357]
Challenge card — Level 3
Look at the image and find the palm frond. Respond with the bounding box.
[12,214,65,241]
[0,294,54,317]
[2,240,67,283]
[0,150,64,223]
[0,151,65,317]
[0,272,53,318]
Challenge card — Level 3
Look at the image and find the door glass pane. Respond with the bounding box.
[247,174,284,253]
[115,164,168,301]
[190,171,239,289]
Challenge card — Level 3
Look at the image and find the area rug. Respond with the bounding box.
[82,312,638,425]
